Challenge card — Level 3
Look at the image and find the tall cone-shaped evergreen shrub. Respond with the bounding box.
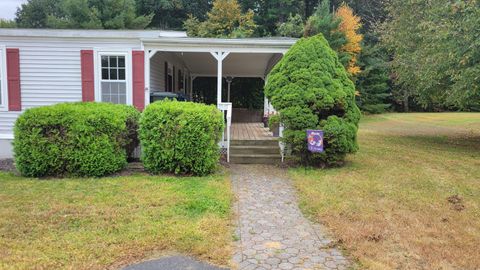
[265,34,361,165]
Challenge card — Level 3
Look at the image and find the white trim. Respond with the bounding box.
[191,73,265,78]
[0,29,187,39]
[0,46,8,112]
[94,49,133,105]
[0,134,14,140]
[142,37,296,47]
[144,49,150,106]
[147,47,289,55]
[211,51,230,105]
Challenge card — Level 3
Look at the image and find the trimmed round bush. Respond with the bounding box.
[13,102,140,177]
[265,34,361,166]
[139,100,224,176]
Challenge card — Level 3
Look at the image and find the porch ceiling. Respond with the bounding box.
[173,52,281,78]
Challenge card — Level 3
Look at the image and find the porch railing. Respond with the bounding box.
[217,102,232,162]
[279,123,285,162]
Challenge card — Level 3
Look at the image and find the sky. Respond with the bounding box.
[0,0,27,20]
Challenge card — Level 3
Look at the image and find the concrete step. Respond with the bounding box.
[230,145,280,155]
[126,162,145,172]
[231,140,279,147]
[230,154,282,164]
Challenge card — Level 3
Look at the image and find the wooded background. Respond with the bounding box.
[1,0,478,112]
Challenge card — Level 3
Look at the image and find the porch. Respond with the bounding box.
[142,37,295,162]
[231,122,275,141]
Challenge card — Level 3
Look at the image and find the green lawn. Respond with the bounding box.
[290,113,480,269]
[0,171,233,270]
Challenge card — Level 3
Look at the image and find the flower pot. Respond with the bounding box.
[262,116,269,128]
[270,124,280,137]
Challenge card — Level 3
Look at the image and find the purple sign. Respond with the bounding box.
[307,130,324,153]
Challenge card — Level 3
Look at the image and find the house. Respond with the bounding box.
[0,29,296,162]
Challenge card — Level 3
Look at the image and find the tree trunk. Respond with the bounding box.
[403,92,409,112]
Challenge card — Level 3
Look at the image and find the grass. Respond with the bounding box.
[0,171,233,270]
[290,113,480,269]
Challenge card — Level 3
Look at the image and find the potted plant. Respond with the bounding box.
[268,114,280,137]
[262,114,269,128]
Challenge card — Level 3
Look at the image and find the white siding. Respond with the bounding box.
[0,37,142,138]
[150,52,190,92]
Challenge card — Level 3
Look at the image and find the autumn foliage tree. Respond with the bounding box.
[184,0,256,38]
[336,3,363,76]
[302,0,363,77]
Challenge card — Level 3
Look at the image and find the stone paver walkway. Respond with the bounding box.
[231,165,349,270]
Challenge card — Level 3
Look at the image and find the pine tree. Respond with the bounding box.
[356,43,391,114]
[277,13,304,38]
[303,0,350,68]
[16,0,152,29]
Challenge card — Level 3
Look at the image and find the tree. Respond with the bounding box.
[136,0,212,30]
[304,0,349,67]
[335,4,362,76]
[265,35,360,166]
[277,14,304,38]
[16,0,152,29]
[0,19,17,28]
[16,0,63,28]
[331,0,387,33]
[184,0,256,38]
[382,0,480,110]
[239,0,305,36]
[356,42,390,114]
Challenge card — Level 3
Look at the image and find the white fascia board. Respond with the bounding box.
[191,73,266,78]
[142,37,297,53]
[146,46,290,54]
[143,37,297,46]
[0,29,187,39]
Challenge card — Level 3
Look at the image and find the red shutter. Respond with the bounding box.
[132,50,145,110]
[80,50,95,102]
[6,48,21,111]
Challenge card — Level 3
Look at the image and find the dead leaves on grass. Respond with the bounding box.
[447,195,466,212]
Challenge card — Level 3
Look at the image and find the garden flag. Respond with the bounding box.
[307,130,324,153]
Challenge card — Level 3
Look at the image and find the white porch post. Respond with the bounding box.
[190,75,195,100]
[211,51,230,105]
[226,76,233,102]
[144,49,151,106]
[227,81,231,102]
[217,54,222,104]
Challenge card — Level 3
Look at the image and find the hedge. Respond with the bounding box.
[13,102,140,177]
[139,100,224,176]
[265,34,361,166]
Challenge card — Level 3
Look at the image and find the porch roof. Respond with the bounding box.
[145,36,297,78]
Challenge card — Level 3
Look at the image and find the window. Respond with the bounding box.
[0,47,7,110]
[100,55,127,104]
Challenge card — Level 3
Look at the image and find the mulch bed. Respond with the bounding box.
[0,159,15,172]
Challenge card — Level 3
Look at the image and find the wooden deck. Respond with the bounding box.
[231,122,276,140]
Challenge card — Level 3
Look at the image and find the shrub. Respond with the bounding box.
[265,34,361,166]
[13,102,140,177]
[139,100,224,176]
[268,114,280,131]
